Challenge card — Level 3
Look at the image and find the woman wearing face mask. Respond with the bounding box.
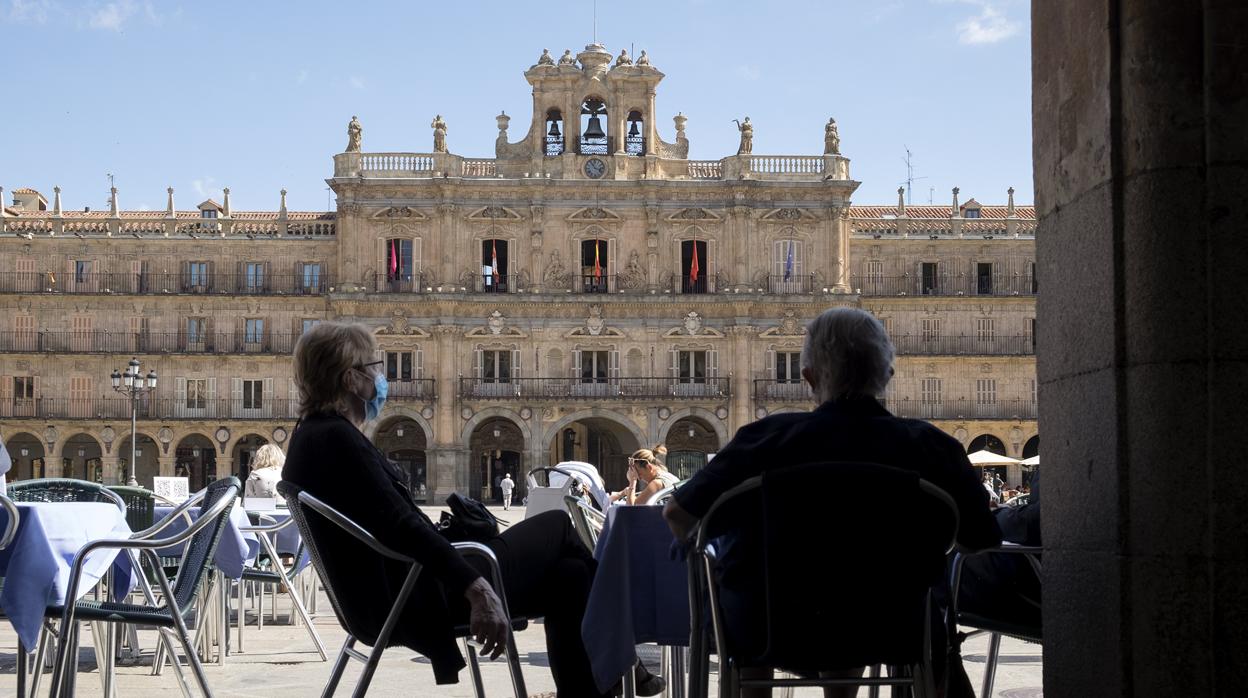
[281,322,653,697]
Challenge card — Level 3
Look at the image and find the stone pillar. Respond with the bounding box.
[432,325,462,502]
[101,455,121,485]
[1033,2,1248,694]
[437,204,456,288]
[215,456,233,481]
[157,455,176,478]
[727,326,755,435]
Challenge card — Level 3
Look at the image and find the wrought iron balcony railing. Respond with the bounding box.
[0,330,303,355]
[0,271,331,296]
[458,377,731,400]
[882,399,1038,420]
[890,334,1036,356]
[854,274,1038,297]
[386,379,437,401]
[0,397,301,420]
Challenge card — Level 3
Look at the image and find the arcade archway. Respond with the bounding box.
[375,417,430,502]
[116,432,159,487]
[231,433,269,482]
[62,432,104,483]
[175,433,217,492]
[546,415,643,492]
[662,417,721,480]
[4,432,45,481]
[469,418,525,502]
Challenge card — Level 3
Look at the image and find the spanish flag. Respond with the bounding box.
[594,240,602,280]
[491,239,500,282]
[689,242,700,284]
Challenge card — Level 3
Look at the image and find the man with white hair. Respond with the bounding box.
[663,306,1000,693]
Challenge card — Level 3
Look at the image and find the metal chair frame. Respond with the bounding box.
[286,487,528,698]
[0,493,18,550]
[564,494,606,553]
[949,543,1043,697]
[37,477,240,698]
[235,513,327,660]
[687,465,960,698]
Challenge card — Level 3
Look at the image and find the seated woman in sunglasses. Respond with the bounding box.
[610,446,679,506]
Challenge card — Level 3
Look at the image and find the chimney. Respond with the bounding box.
[897,186,906,216]
[53,186,63,216]
[951,187,960,217]
[165,187,175,218]
[1007,187,1017,217]
[222,187,232,217]
[109,186,119,217]
[279,189,288,218]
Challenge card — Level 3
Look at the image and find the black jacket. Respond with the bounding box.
[674,395,1002,552]
[282,413,481,684]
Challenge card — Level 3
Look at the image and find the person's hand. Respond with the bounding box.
[463,577,508,660]
[626,467,638,485]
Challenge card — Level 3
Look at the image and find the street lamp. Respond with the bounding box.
[111,357,157,487]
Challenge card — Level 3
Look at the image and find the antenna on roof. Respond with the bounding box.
[106,173,115,210]
[899,147,927,205]
[593,0,597,43]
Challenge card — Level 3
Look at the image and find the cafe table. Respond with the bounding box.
[582,504,689,698]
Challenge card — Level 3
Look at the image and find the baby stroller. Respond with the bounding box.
[525,462,610,551]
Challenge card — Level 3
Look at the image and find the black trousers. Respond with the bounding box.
[456,510,609,698]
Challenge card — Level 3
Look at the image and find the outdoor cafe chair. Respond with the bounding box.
[687,462,959,698]
[9,477,126,512]
[35,476,240,697]
[949,544,1043,697]
[564,494,605,553]
[0,492,18,550]
[277,480,528,698]
[235,512,328,660]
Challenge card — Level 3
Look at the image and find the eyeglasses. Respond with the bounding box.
[354,360,383,370]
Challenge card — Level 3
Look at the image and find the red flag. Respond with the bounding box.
[594,240,602,280]
[491,239,500,282]
[689,242,700,283]
[389,239,398,278]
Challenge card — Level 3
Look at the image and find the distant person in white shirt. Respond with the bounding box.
[245,444,286,500]
[499,473,515,510]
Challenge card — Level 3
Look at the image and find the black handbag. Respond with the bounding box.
[436,492,502,543]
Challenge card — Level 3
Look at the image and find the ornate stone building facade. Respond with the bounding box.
[0,44,1036,501]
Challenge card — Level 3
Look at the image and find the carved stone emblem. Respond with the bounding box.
[776,208,803,220]
[779,310,802,336]
[586,305,605,336]
[582,207,609,219]
[683,311,704,336]
[481,206,509,219]
[487,310,506,335]
[673,208,711,219]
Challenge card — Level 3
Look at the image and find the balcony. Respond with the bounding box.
[458,377,731,400]
[753,379,813,402]
[0,271,331,296]
[891,335,1036,356]
[766,274,816,294]
[882,399,1038,421]
[855,274,1038,297]
[387,379,436,401]
[0,330,302,355]
[0,397,300,420]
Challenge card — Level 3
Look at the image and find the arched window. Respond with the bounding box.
[580,97,608,155]
[580,238,610,293]
[480,239,509,293]
[625,110,645,156]
[545,108,564,156]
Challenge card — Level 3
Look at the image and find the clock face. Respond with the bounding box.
[584,158,606,179]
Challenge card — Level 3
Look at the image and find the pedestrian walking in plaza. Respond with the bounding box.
[500,473,515,510]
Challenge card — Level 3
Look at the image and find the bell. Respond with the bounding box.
[628,120,640,137]
[548,120,561,137]
[583,115,606,140]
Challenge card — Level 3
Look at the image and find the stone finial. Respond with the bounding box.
[53,186,63,216]
[279,189,288,216]
[222,187,231,217]
[165,187,175,218]
[951,187,960,216]
[897,186,906,216]
[109,186,119,216]
[674,112,688,138]
[496,111,511,137]
[1007,186,1016,216]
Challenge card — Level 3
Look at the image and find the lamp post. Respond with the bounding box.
[111,357,157,487]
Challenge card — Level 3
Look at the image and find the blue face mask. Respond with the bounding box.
[364,372,388,421]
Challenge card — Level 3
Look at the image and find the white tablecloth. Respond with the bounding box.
[0,502,138,649]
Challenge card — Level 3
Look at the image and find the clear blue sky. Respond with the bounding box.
[1,0,1032,212]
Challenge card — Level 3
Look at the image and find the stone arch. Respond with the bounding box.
[371,410,434,502]
[61,432,105,482]
[967,432,1008,455]
[541,408,645,490]
[459,407,532,448]
[465,412,530,502]
[173,432,217,492]
[541,408,647,457]
[364,405,435,445]
[1022,434,1040,459]
[230,433,270,482]
[113,430,161,486]
[4,431,46,480]
[656,407,730,451]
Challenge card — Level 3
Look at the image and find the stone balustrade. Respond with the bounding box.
[1,214,335,238]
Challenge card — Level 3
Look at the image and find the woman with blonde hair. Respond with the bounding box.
[280,322,650,696]
[244,443,285,499]
[611,445,680,506]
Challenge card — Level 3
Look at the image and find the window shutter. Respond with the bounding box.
[707,240,716,291]
[263,377,273,412]
[205,317,215,350]
[794,241,803,276]
[262,317,272,350]
[295,261,304,290]
[473,349,483,378]
[236,261,244,291]
[709,350,719,378]
[232,378,243,415]
[175,377,187,415]
[413,237,423,279]
[0,375,10,418]
[235,317,245,350]
[206,261,215,289]
[609,350,620,380]
[572,349,582,378]
[377,238,387,290]
[207,377,217,400]
[766,349,776,380]
[65,259,75,290]
[511,349,521,379]
[669,348,678,378]
[415,348,424,378]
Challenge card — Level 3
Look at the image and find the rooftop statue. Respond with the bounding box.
[346,115,362,153]
[615,49,633,67]
[431,114,448,153]
[824,117,841,155]
[637,50,651,66]
[537,48,554,66]
[558,49,576,66]
[734,116,753,155]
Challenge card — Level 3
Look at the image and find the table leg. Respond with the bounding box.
[668,646,686,698]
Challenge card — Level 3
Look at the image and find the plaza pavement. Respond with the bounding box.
[0,504,1042,696]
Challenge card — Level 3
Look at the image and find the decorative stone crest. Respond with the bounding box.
[683,311,703,336]
[759,310,807,337]
[673,208,712,220]
[543,249,570,289]
[586,305,605,336]
[619,250,646,289]
[487,310,506,335]
[776,208,803,220]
